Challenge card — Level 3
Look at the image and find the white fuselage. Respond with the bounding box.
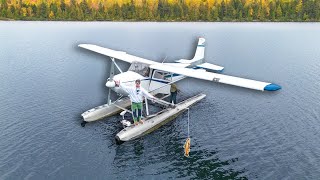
[111,71,145,95]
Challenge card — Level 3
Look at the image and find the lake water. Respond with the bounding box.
[0,22,320,179]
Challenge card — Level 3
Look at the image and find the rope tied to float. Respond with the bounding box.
[184,108,191,157]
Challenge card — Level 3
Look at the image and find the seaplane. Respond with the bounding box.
[78,37,281,143]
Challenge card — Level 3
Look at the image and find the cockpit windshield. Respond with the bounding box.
[128,62,150,77]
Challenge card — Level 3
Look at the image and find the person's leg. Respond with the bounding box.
[131,103,138,125]
[170,93,174,104]
[172,92,177,104]
[137,102,143,124]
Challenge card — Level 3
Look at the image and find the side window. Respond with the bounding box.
[153,70,174,80]
[163,72,172,80]
[153,70,164,79]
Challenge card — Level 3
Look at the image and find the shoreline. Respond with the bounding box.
[0,19,319,23]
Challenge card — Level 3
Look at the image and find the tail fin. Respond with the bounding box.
[175,37,206,64]
[192,37,205,61]
[173,37,224,72]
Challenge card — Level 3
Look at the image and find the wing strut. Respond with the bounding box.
[111,57,123,73]
[107,60,115,105]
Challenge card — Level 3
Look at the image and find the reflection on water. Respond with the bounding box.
[114,131,246,179]
[112,99,247,179]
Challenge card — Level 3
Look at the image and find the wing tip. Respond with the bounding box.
[78,44,87,48]
[264,83,281,91]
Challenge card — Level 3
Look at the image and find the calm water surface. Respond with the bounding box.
[0,22,320,179]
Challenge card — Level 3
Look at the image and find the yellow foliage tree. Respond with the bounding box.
[49,10,55,19]
[167,0,176,5]
[249,7,253,16]
[27,6,33,16]
[134,0,143,7]
[146,0,158,14]
[21,7,27,16]
[296,0,302,13]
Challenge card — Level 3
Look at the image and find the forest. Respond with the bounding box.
[0,0,320,21]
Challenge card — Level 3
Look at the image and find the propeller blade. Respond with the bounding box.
[107,87,111,105]
[107,60,115,105]
[109,60,115,80]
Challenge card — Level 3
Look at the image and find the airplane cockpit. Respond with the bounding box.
[128,62,173,81]
[128,62,150,77]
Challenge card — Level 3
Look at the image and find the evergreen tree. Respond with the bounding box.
[39,2,47,19]
[276,4,282,20]
[269,1,276,21]
[9,5,15,18]
[158,0,170,20]
[172,3,182,20]
[219,0,226,21]
[80,0,91,20]
[60,0,66,16]
[199,2,208,21]
[181,1,189,20]
[69,0,77,20]
[96,2,104,20]
[237,0,244,21]
[1,0,8,18]
[50,3,58,16]
[31,4,37,18]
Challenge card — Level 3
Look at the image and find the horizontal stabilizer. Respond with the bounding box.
[175,59,192,64]
[196,63,224,72]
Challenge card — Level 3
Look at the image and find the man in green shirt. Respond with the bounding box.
[170,83,179,104]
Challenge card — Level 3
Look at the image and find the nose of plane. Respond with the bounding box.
[106,80,115,88]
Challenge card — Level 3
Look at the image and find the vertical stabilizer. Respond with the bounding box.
[175,37,206,65]
[192,37,205,61]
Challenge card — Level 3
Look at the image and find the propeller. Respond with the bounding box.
[106,57,124,105]
[105,78,115,88]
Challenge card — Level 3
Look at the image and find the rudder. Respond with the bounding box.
[192,37,205,61]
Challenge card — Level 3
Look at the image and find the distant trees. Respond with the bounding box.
[0,0,320,21]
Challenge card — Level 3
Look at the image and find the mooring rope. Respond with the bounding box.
[187,108,190,138]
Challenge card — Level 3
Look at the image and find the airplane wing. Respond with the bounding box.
[78,44,155,65]
[79,44,281,91]
[149,64,281,91]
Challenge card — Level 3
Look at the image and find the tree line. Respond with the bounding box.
[1,0,320,21]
